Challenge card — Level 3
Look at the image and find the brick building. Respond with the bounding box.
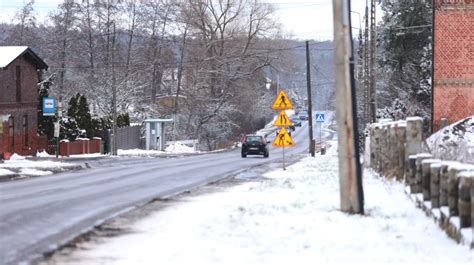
[0,46,48,158]
[433,0,474,131]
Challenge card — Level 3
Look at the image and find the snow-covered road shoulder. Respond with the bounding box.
[0,154,81,180]
[45,140,473,265]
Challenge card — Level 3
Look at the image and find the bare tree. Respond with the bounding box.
[48,0,78,101]
[178,0,279,149]
[7,0,37,46]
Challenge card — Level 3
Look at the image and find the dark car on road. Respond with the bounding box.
[241,135,269,158]
[298,110,309,120]
[290,115,302,127]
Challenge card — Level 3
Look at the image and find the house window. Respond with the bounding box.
[16,66,21,102]
[23,115,28,147]
[8,116,14,151]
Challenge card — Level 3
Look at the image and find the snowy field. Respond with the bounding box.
[47,141,473,265]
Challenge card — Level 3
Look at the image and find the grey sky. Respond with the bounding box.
[0,0,374,40]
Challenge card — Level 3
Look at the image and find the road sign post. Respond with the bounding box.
[272,127,295,170]
[271,90,295,170]
[316,113,325,153]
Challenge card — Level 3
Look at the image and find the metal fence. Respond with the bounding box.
[108,125,142,153]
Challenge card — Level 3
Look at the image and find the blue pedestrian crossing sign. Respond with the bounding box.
[315,113,325,122]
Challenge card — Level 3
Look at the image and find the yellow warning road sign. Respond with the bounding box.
[271,90,293,110]
[274,110,293,127]
[272,127,295,147]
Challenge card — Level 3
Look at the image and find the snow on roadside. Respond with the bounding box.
[164,142,196,153]
[117,149,165,156]
[118,142,198,156]
[19,168,53,176]
[0,159,75,169]
[57,140,473,265]
[0,155,77,177]
[0,168,15,176]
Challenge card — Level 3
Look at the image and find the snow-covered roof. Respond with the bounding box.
[0,46,28,68]
[0,46,48,70]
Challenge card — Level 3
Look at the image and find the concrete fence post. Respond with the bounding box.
[369,125,376,169]
[405,117,423,182]
[379,120,393,176]
[430,163,442,208]
[388,123,398,178]
[421,159,441,201]
[374,125,383,173]
[447,163,465,217]
[471,175,474,230]
[380,124,387,175]
[414,153,433,194]
[458,171,473,228]
[408,155,417,191]
[395,122,406,181]
[439,162,453,207]
[384,123,392,176]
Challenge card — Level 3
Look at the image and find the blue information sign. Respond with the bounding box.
[43,97,56,116]
[315,113,325,123]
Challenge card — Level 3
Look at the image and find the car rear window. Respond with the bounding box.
[246,136,261,142]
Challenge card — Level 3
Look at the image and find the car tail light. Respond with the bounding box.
[242,135,247,144]
[260,137,266,145]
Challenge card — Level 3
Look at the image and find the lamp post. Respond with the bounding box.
[265,78,272,90]
[351,11,362,31]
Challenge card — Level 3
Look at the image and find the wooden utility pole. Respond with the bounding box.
[363,2,370,125]
[306,41,315,157]
[332,0,364,214]
[369,0,377,122]
[111,22,118,156]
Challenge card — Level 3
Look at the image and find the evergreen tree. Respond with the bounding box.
[61,93,97,140]
[37,74,55,140]
[117,113,130,128]
[377,0,432,125]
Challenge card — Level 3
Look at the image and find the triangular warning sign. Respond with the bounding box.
[271,90,293,110]
[272,127,295,147]
[274,110,293,127]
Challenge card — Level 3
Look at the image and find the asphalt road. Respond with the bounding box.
[0,111,334,265]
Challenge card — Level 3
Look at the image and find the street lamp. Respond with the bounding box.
[265,78,272,90]
[351,11,362,30]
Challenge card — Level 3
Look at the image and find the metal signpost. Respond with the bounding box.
[43,97,60,158]
[315,113,325,152]
[271,90,295,170]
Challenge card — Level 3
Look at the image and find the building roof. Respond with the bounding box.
[0,46,48,70]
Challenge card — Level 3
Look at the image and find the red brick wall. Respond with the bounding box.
[0,55,40,157]
[434,0,474,4]
[0,56,39,103]
[433,3,474,130]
